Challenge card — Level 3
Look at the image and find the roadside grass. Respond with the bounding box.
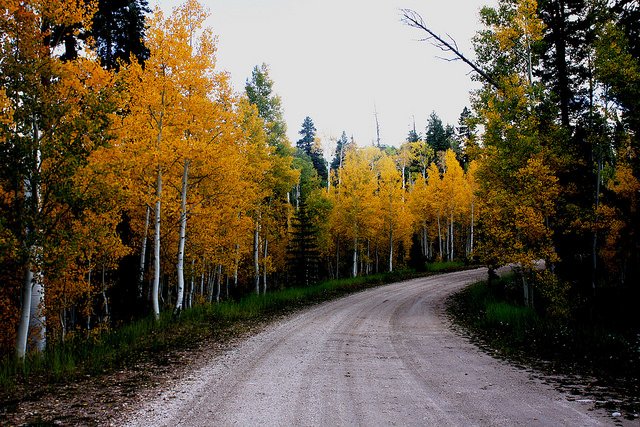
[426,260,465,273]
[447,276,640,413]
[0,263,470,395]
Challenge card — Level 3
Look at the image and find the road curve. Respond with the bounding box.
[124,268,605,426]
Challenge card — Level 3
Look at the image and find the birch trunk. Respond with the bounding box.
[175,160,190,314]
[152,167,162,320]
[138,206,150,299]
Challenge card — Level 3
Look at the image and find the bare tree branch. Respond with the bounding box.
[400,8,500,90]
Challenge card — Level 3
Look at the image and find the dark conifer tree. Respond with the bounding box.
[425,111,449,152]
[331,131,350,172]
[296,117,328,186]
[288,201,320,286]
[50,0,150,69]
[407,129,421,143]
[297,116,316,153]
[92,0,151,69]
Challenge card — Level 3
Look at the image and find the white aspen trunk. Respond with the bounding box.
[234,244,239,288]
[152,91,164,320]
[388,227,394,272]
[207,267,215,303]
[450,212,454,261]
[102,266,109,321]
[437,215,442,260]
[152,167,162,320]
[60,309,66,342]
[366,240,371,275]
[138,205,150,299]
[199,264,205,299]
[335,240,340,279]
[592,156,602,291]
[254,217,260,295]
[16,127,46,357]
[352,237,358,278]
[470,201,475,255]
[175,160,189,314]
[30,270,45,352]
[216,264,222,302]
[16,269,34,359]
[262,238,268,295]
[189,259,195,308]
[522,273,530,308]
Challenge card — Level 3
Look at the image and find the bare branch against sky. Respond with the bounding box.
[400,9,499,90]
[154,0,495,146]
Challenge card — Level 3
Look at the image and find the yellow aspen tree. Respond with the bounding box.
[410,140,435,179]
[118,5,185,320]
[466,160,479,256]
[425,162,445,260]
[1,0,125,357]
[377,154,410,272]
[408,174,431,259]
[440,149,468,261]
[330,147,380,277]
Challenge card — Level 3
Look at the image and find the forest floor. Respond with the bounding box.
[0,318,267,426]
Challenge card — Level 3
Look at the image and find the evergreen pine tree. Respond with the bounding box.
[297,116,316,153]
[288,200,321,286]
[331,131,350,172]
[425,111,449,152]
[296,117,327,186]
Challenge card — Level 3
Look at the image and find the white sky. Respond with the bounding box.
[153,0,495,150]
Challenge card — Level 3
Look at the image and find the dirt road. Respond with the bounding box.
[124,268,606,426]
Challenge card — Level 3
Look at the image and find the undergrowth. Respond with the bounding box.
[447,275,640,412]
[1,264,470,395]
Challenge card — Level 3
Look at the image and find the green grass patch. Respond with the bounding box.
[425,260,465,273]
[1,263,469,396]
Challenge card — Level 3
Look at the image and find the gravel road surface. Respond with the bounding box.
[123,268,607,426]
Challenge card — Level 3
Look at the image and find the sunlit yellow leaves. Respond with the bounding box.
[609,162,640,206]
